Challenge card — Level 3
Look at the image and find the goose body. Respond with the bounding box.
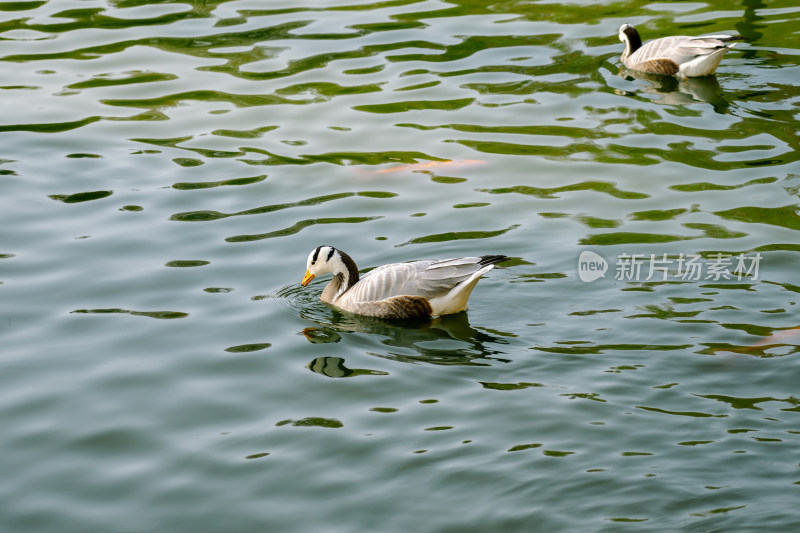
[300,246,507,319]
[618,24,740,77]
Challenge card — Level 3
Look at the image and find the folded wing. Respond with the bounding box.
[633,35,733,65]
[348,257,491,303]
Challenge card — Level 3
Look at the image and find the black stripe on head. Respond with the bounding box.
[326,247,335,261]
[311,246,322,263]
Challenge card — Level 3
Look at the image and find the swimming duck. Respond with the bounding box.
[300,245,507,318]
[618,24,741,77]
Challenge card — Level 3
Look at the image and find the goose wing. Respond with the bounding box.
[633,35,732,65]
[346,257,491,303]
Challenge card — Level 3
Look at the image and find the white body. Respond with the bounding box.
[619,24,738,77]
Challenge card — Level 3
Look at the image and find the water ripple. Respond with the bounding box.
[2,0,800,531]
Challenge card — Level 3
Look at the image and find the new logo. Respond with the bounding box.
[578,251,608,282]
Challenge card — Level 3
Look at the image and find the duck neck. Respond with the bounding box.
[323,250,359,301]
[623,27,642,60]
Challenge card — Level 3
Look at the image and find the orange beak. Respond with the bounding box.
[301,270,315,287]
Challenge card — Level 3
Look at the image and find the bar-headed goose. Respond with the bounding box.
[618,24,741,77]
[300,245,507,319]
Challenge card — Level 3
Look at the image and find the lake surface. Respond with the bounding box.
[2,0,799,531]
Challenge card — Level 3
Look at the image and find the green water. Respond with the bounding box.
[2,0,799,531]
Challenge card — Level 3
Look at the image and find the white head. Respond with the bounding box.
[301,245,340,286]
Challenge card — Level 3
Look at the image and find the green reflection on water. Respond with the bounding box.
[2,1,800,531]
[227,216,382,242]
[49,190,113,203]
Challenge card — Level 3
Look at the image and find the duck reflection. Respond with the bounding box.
[618,69,730,111]
[307,356,389,378]
[300,309,511,366]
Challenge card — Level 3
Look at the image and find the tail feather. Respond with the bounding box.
[479,255,508,266]
[428,258,506,316]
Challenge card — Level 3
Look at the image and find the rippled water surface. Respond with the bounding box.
[2,0,800,530]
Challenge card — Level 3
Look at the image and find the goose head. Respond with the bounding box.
[301,245,360,293]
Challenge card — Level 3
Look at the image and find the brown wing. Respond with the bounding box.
[635,58,680,75]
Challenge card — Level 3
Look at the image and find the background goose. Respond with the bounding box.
[618,24,741,77]
[300,245,507,319]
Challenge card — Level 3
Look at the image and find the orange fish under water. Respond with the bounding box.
[372,159,487,174]
[710,326,800,357]
[749,327,800,347]
[716,326,800,356]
